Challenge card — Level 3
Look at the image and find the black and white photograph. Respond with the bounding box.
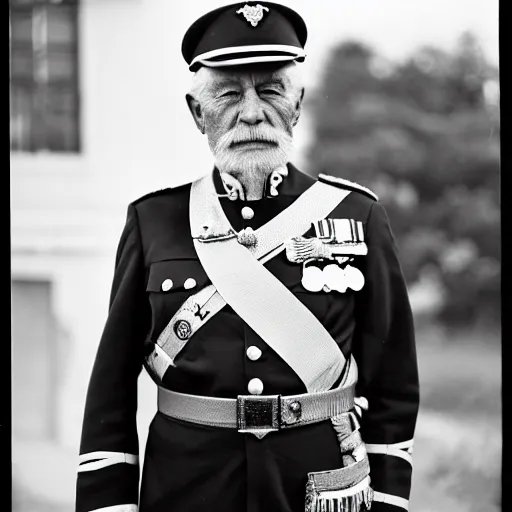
[10,1,500,511]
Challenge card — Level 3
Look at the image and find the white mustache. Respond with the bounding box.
[231,134,277,145]
[215,127,290,153]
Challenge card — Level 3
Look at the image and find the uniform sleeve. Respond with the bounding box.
[352,201,420,512]
[75,204,151,512]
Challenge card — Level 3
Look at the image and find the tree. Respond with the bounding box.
[306,33,500,327]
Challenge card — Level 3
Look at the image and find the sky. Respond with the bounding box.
[177,0,499,88]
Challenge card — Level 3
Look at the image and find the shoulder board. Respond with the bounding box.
[132,187,176,205]
[318,174,379,201]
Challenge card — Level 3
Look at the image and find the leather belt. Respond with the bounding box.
[157,383,356,436]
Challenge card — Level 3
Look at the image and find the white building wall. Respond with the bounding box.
[11,0,221,446]
[11,2,222,506]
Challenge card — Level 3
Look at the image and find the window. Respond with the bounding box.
[10,0,80,153]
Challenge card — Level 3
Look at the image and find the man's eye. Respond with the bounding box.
[220,90,239,98]
[261,89,281,96]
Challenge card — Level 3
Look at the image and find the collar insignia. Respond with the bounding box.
[236,4,269,27]
[266,166,288,197]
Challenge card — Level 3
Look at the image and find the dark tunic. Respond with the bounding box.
[76,164,419,512]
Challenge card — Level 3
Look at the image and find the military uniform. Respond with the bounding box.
[76,3,419,512]
[76,165,419,512]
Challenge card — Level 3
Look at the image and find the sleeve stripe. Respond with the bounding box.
[78,452,139,473]
[377,439,414,450]
[373,491,409,510]
[366,443,413,465]
[79,451,139,463]
[89,506,138,512]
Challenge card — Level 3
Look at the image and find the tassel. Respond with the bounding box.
[306,412,373,511]
[237,227,257,247]
[306,479,374,512]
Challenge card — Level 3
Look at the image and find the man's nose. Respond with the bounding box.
[239,90,265,125]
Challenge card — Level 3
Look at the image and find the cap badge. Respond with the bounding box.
[236,4,269,27]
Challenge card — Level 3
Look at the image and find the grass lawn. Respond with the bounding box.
[410,325,501,512]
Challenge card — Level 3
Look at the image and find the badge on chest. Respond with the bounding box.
[285,218,366,293]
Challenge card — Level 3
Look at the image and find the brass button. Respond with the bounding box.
[247,378,264,395]
[161,279,173,292]
[241,206,255,220]
[246,346,262,361]
[184,278,197,290]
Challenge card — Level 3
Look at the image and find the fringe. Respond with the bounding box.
[306,480,374,512]
[305,411,374,511]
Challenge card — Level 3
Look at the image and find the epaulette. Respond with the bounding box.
[132,187,175,205]
[318,174,379,201]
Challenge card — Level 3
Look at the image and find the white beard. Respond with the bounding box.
[211,126,293,197]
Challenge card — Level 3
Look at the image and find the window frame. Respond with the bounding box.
[9,0,81,154]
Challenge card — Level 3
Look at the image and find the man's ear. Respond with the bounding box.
[292,87,305,127]
[186,94,205,133]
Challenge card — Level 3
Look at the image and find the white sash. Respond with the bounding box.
[187,173,351,393]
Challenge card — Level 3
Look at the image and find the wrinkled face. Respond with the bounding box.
[188,63,304,177]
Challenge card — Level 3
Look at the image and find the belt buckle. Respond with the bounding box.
[237,395,280,436]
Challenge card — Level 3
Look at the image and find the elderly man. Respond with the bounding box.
[76,3,419,512]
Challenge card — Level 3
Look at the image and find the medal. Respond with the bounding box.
[344,265,365,291]
[323,264,347,293]
[301,265,324,292]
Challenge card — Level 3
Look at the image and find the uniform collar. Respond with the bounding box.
[212,163,315,199]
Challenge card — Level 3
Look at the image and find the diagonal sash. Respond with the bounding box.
[148,174,352,389]
[187,173,351,393]
[154,176,351,358]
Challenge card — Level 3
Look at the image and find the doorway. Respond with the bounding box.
[11,279,58,441]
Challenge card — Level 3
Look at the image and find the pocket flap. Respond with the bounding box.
[146,259,209,292]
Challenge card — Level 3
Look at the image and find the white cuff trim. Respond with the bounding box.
[78,451,138,473]
[366,439,414,465]
[373,491,409,510]
[354,396,369,410]
[89,505,138,512]
[354,396,369,418]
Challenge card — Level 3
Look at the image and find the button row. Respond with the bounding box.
[161,278,197,291]
[246,345,263,394]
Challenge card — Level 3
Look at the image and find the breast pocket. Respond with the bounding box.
[146,259,210,339]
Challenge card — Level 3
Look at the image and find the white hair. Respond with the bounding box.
[188,66,212,103]
[187,61,305,103]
